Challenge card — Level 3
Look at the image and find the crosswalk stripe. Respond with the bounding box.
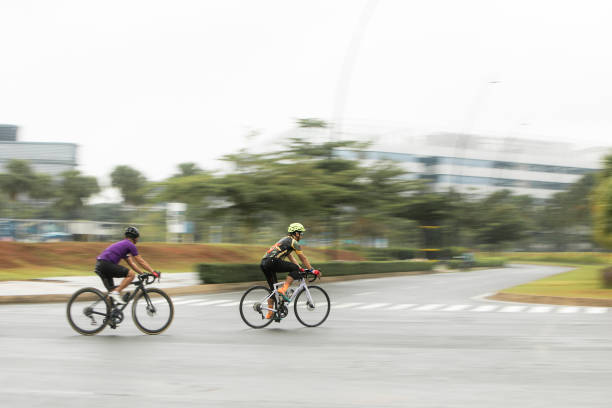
[585,307,608,314]
[527,306,554,313]
[413,304,445,311]
[217,301,240,307]
[333,302,364,309]
[172,299,204,305]
[441,305,471,311]
[192,299,231,306]
[499,306,527,313]
[174,297,611,314]
[471,305,499,312]
[356,303,391,310]
[386,304,417,310]
[557,306,580,313]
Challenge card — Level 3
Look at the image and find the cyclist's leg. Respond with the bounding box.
[96,260,132,293]
[94,260,116,291]
[272,260,300,296]
[114,268,135,293]
[260,262,277,318]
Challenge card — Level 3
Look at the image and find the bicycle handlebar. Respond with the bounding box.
[301,270,320,283]
[138,272,160,285]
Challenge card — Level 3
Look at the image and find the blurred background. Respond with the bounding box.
[1,0,612,257]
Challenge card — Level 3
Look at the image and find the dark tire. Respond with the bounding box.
[239,286,276,329]
[131,288,174,335]
[294,285,330,327]
[66,287,111,335]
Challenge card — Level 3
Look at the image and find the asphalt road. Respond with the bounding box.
[2,264,612,408]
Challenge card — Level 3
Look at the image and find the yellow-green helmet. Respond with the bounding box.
[288,223,306,233]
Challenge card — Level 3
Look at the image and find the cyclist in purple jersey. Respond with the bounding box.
[95,226,159,305]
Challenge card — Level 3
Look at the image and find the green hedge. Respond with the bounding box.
[446,258,506,270]
[361,247,471,261]
[197,261,435,284]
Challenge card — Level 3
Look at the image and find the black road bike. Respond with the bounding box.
[66,273,174,335]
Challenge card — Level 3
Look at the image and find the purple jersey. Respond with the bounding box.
[97,239,139,264]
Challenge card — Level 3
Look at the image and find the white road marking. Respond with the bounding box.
[333,302,364,309]
[440,304,471,311]
[471,305,499,312]
[356,303,391,310]
[385,304,417,310]
[172,299,204,305]
[192,299,232,306]
[557,306,581,313]
[217,301,240,307]
[499,306,527,313]
[527,306,554,313]
[413,304,445,311]
[585,307,608,314]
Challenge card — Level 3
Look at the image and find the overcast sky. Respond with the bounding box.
[1,0,611,183]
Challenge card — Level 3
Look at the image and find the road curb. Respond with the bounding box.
[0,270,439,305]
[488,292,612,307]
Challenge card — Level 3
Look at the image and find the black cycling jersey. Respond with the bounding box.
[262,236,302,261]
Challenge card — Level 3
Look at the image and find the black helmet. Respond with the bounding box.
[125,226,140,239]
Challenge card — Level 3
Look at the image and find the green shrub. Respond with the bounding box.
[197,261,435,284]
[601,266,612,288]
[362,248,417,261]
[446,257,505,270]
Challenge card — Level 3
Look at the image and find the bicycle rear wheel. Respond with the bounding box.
[132,288,174,335]
[66,287,111,335]
[294,285,330,327]
[239,286,276,329]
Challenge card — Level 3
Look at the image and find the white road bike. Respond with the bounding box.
[239,270,330,328]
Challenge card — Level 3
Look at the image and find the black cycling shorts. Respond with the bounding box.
[260,258,301,290]
[94,259,129,291]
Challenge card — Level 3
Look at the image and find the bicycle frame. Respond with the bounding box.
[260,278,314,315]
[84,279,151,322]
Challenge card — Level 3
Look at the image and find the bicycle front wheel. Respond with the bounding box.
[66,287,111,335]
[294,285,330,327]
[132,288,174,335]
[239,286,276,329]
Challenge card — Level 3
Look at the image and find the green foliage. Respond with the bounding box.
[446,257,505,269]
[54,170,100,218]
[197,261,435,284]
[361,247,417,261]
[592,155,612,248]
[110,165,148,205]
[0,159,54,201]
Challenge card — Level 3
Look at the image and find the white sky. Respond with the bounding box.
[1,0,612,184]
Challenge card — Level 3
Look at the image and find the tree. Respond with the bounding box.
[174,162,203,178]
[592,154,612,248]
[110,165,148,205]
[473,190,529,250]
[0,159,36,200]
[54,170,100,218]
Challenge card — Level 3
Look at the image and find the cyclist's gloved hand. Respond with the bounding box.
[312,269,321,277]
[152,270,160,278]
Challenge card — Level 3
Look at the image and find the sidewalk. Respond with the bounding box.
[0,273,207,304]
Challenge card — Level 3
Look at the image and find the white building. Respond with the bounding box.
[246,124,606,199]
[0,124,77,177]
[338,132,604,199]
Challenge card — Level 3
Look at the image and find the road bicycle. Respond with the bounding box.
[239,270,330,329]
[66,272,174,335]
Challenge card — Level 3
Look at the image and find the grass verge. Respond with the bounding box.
[499,263,612,300]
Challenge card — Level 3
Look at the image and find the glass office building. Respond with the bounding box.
[334,131,603,199]
[0,125,77,176]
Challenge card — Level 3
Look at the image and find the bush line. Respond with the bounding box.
[197,261,435,284]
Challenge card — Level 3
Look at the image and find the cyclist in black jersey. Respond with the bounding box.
[260,223,320,319]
